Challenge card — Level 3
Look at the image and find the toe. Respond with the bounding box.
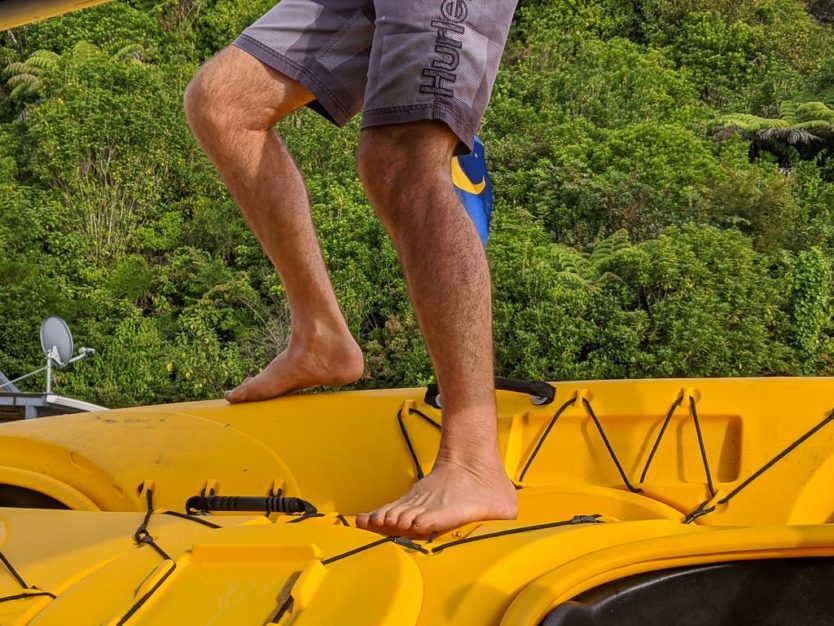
[411,509,457,535]
[379,504,413,533]
[410,512,438,534]
[361,507,390,530]
[394,506,424,534]
[224,382,250,404]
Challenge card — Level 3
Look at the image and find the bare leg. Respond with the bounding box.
[184,47,364,402]
[355,122,517,535]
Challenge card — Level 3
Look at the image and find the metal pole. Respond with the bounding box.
[0,366,48,390]
[45,351,53,394]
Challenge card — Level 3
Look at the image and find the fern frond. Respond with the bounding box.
[71,41,102,63]
[792,101,834,124]
[756,127,820,144]
[589,229,630,266]
[25,50,59,70]
[6,75,40,90]
[717,113,788,133]
[113,44,146,63]
[3,62,31,78]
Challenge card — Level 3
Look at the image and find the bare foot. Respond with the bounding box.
[225,331,363,403]
[355,459,518,536]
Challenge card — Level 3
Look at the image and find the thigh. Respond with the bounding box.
[234,0,375,127]
[195,46,315,129]
[362,0,518,151]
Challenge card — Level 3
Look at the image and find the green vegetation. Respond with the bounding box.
[0,0,833,406]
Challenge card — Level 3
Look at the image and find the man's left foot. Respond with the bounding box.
[355,459,517,536]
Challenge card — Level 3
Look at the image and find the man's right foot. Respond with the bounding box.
[225,331,364,403]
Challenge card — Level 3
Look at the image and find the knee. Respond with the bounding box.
[184,56,238,140]
[184,47,293,139]
[357,123,457,213]
[356,133,411,208]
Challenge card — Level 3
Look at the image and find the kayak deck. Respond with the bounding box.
[0,377,833,623]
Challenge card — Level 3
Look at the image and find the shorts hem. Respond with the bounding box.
[362,104,477,151]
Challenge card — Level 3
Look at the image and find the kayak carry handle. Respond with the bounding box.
[424,377,555,409]
[185,495,317,516]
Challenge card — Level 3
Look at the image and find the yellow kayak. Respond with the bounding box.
[0,377,833,624]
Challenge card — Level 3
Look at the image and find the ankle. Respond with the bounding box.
[434,446,506,478]
[289,317,354,350]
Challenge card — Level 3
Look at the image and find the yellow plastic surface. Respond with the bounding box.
[0,0,111,31]
[0,377,832,624]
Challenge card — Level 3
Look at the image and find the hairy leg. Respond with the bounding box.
[184,46,363,402]
[355,122,517,535]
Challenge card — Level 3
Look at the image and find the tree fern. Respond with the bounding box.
[2,50,58,103]
[717,96,834,165]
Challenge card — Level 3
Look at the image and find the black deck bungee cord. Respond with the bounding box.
[0,549,55,604]
[269,596,294,624]
[0,590,57,604]
[640,395,715,497]
[0,551,29,589]
[639,394,684,483]
[509,395,641,492]
[430,514,603,554]
[689,396,717,497]
[396,406,441,480]
[581,398,642,493]
[116,488,177,626]
[518,397,577,483]
[160,510,222,529]
[683,408,834,524]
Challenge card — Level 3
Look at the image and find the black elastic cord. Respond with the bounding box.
[0,590,56,604]
[321,538,392,565]
[684,408,834,524]
[269,596,294,624]
[690,396,716,497]
[640,395,715,496]
[268,572,300,624]
[639,395,684,483]
[115,549,176,626]
[161,510,222,529]
[116,488,177,626]
[0,550,28,589]
[430,514,603,554]
[518,397,577,483]
[582,398,642,493]
[336,514,350,527]
[396,406,441,480]
[410,408,441,430]
[320,536,428,565]
[0,544,55,605]
[133,488,155,543]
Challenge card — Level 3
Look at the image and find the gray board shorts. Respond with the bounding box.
[233,0,518,151]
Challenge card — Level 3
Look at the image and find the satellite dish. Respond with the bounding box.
[40,316,73,366]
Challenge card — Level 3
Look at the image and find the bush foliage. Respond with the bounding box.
[1,0,833,406]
